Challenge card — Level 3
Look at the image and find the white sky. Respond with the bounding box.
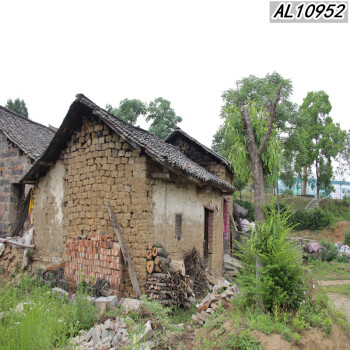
[0,0,349,148]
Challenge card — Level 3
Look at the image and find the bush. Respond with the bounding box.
[290,208,332,231]
[344,230,350,246]
[320,239,339,262]
[236,209,305,311]
[235,199,255,222]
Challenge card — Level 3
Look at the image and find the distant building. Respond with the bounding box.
[278,179,350,199]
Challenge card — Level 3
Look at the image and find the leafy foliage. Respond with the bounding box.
[5,98,29,118]
[344,230,350,246]
[106,98,147,125]
[146,97,182,139]
[289,208,332,231]
[212,72,299,184]
[225,101,282,185]
[297,91,346,197]
[236,209,305,311]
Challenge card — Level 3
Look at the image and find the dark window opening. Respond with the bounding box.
[175,214,182,241]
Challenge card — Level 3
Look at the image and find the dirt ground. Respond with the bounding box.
[186,319,350,350]
[320,221,350,243]
[296,221,350,243]
[252,325,350,350]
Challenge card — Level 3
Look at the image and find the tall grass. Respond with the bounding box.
[0,275,97,350]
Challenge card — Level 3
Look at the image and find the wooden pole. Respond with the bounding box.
[106,201,141,298]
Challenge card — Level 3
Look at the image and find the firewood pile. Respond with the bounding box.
[146,242,195,308]
[184,247,208,297]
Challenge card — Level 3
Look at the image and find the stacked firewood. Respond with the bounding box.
[146,242,195,308]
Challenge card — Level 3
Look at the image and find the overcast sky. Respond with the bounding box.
[0,0,349,148]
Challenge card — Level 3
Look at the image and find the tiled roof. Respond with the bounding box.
[0,106,55,160]
[165,128,233,172]
[21,94,235,193]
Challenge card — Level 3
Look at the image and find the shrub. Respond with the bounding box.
[320,239,339,262]
[236,209,305,311]
[290,208,332,231]
[344,230,350,246]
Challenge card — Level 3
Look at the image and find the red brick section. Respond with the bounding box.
[64,234,123,295]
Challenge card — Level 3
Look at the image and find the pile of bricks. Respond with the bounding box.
[192,282,240,326]
[64,233,123,295]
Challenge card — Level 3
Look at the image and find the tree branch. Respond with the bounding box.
[258,85,282,157]
[241,105,258,152]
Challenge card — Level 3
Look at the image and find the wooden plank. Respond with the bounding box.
[0,238,35,249]
[106,201,141,298]
[11,188,32,237]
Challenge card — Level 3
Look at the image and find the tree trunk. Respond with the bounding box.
[315,159,319,202]
[302,167,307,195]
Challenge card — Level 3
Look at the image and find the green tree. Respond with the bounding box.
[225,87,282,223]
[106,98,147,125]
[212,72,299,189]
[298,91,346,200]
[339,130,350,169]
[146,97,182,139]
[226,87,282,306]
[6,98,29,118]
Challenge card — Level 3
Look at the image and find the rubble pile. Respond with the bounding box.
[191,281,240,326]
[70,317,130,350]
[70,316,154,350]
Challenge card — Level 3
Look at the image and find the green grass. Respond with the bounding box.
[0,275,98,350]
[307,260,350,281]
[324,285,350,297]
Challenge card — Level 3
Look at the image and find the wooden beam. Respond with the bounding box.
[0,237,35,249]
[106,201,141,298]
[39,161,54,167]
[11,189,32,237]
[197,186,212,194]
[150,172,170,179]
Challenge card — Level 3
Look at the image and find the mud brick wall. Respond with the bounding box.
[33,115,154,297]
[150,160,225,272]
[0,131,32,235]
[64,234,123,297]
[169,135,234,258]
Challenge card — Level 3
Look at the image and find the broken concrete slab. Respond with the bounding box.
[95,295,118,315]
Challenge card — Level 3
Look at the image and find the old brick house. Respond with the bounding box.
[0,106,55,235]
[21,94,235,296]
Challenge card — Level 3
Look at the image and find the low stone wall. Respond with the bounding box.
[64,233,123,296]
[0,244,23,273]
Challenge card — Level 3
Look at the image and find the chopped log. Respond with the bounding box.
[152,247,170,258]
[146,281,172,287]
[148,242,153,250]
[147,261,155,274]
[146,250,153,260]
[147,273,169,279]
[106,201,141,299]
[154,265,162,273]
[156,256,171,265]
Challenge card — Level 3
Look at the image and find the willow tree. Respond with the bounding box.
[225,86,281,224]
